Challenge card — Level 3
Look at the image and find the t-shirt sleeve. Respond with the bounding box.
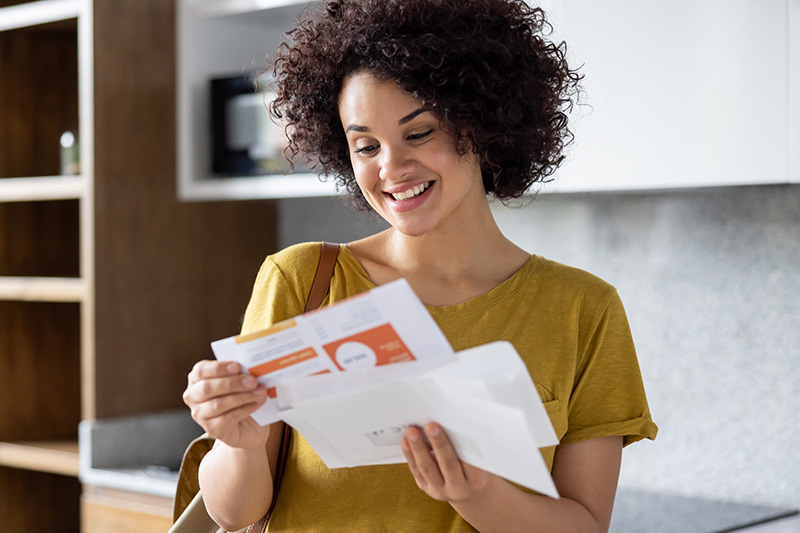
[561,288,658,447]
[240,243,322,335]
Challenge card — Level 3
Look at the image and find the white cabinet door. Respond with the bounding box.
[547,0,795,192]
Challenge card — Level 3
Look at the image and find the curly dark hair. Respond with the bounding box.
[270,0,582,210]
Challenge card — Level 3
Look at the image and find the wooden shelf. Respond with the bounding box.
[0,440,80,476]
[178,173,337,201]
[0,276,86,302]
[0,0,80,32]
[0,176,86,202]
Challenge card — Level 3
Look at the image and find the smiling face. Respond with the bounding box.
[338,71,487,238]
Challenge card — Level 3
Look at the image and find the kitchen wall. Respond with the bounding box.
[274,183,800,509]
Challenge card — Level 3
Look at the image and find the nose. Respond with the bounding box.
[378,144,416,181]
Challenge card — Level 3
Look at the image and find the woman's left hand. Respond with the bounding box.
[401,422,491,502]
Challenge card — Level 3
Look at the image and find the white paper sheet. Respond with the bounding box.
[211,279,455,425]
[277,342,560,497]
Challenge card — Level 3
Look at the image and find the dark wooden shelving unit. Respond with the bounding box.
[0,0,279,529]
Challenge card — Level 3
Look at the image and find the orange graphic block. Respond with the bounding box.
[323,323,415,371]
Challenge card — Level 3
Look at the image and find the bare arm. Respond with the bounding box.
[183,360,282,531]
[198,422,284,530]
[402,423,622,532]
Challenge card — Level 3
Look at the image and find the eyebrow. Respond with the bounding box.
[398,107,428,125]
[344,107,429,133]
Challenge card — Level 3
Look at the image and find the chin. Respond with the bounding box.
[391,222,435,238]
[373,204,439,238]
[396,229,428,238]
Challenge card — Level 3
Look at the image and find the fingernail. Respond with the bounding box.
[242,376,256,388]
[227,362,239,373]
[401,439,409,452]
[407,430,420,442]
[426,424,440,437]
[252,386,267,395]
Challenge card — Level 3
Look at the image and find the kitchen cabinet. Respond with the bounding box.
[548,0,800,192]
[0,0,278,529]
[177,0,335,201]
[178,0,799,200]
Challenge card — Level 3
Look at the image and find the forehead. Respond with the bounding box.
[338,72,423,126]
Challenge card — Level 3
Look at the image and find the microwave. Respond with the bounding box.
[210,73,298,177]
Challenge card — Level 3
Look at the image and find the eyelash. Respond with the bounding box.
[408,129,433,141]
[353,129,434,154]
[354,144,378,155]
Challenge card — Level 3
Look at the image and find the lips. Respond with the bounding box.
[387,181,433,201]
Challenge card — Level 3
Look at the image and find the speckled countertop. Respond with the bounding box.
[79,410,798,531]
[78,409,202,498]
[611,488,799,533]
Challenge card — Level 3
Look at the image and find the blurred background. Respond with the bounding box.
[0,0,797,531]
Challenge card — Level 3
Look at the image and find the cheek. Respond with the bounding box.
[428,139,467,174]
[352,169,384,211]
[352,161,379,193]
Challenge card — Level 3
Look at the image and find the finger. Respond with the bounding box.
[203,397,268,440]
[188,360,242,385]
[401,436,422,482]
[194,387,267,422]
[405,425,444,488]
[424,422,465,484]
[184,373,259,405]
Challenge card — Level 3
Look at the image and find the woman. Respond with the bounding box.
[183,0,657,531]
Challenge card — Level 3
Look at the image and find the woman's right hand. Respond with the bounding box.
[183,360,270,450]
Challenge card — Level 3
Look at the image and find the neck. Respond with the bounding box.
[385,206,512,279]
[348,197,531,305]
[383,201,529,302]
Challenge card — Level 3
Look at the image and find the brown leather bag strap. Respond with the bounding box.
[305,241,340,313]
[247,241,340,533]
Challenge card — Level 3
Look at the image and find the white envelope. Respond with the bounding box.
[276,341,560,498]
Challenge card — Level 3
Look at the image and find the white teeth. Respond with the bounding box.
[391,182,430,201]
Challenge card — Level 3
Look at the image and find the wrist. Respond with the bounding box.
[454,472,501,503]
[216,439,269,459]
[449,474,509,524]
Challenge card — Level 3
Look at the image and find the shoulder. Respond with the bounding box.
[532,259,635,363]
[242,242,326,334]
[519,256,628,337]
[265,242,325,274]
[253,242,330,289]
[531,256,617,303]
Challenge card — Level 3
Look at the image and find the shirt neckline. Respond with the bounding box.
[339,244,544,315]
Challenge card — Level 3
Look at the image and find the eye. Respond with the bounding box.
[354,143,379,155]
[407,129,433,141]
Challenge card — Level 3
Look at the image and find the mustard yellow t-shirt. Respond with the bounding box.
[240,242,657,532]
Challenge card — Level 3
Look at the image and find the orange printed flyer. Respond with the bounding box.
[211,279,455,425]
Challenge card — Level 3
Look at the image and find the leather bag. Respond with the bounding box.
[170,242,340,533]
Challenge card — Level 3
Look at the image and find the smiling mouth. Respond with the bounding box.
[388,181,433,201]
